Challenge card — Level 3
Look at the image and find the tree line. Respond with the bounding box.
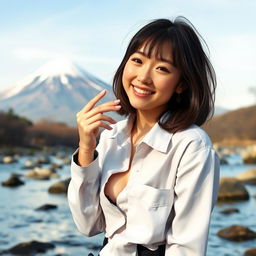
[0,109,79,148]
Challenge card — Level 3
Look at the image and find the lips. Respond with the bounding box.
[132,85,154,96]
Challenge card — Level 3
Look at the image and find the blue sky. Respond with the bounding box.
[0,0,255,110]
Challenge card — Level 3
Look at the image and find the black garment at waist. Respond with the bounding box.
[98,237,166,256]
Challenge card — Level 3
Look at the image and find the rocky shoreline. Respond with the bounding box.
[1,146,256,255]
[214,144,256,255]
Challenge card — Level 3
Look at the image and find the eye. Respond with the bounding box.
[131,57,142,64]
[157,66,170,73]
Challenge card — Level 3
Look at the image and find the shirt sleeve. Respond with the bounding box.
[165,141,220,256]
[67,132,107,237]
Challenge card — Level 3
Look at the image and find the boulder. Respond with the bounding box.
[217,225,256,241]
[55,153,71,164]
[220,208,239,215]
[35,156,51,165]
[48,178,71,194]
[22,159,37,169]
[244,248,256,256]
[25,168,59,180]
[242,145,256,164]
[61,157,71,165]
[50,163,62,171]
[2,156,17,164]
[220,156,228,165]
[236,169,256,185]
[0,240,55,255]
[35,204,57,211]
[1,174,24,187]
[218,177,249,202]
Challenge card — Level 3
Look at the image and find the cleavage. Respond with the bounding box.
[104,170,130,205]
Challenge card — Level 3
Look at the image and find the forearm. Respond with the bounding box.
[77,147,95,166]
[68,150,104,236]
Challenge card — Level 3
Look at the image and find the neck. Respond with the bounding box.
[134,111,157,133]
[131,110,158,145]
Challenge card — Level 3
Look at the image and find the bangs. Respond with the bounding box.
[131,29,180,68]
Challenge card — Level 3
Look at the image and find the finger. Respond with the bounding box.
[82,89,106,113]
[84,103,121,119]
[88,120,113,131]
[77,102,120,120]
[78,98,120,118]
[85,113,117,126]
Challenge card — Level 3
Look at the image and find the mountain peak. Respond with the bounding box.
[0,59,99,99]
[0,60,116,125]
[35,58,81,79]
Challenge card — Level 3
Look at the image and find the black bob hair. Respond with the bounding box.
[113,17,216,133]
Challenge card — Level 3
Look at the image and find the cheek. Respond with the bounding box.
[122,64,134,84]
[155,79,175,93]
[155,78,180,101]
[159,75,181,91]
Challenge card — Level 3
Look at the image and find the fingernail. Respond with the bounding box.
[101,89,106,94]
[115,105,121,109]
[114,99,120,103]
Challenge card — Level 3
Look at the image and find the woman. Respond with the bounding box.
[68,17,220,256]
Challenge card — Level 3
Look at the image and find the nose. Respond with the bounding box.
[137,66,152,85]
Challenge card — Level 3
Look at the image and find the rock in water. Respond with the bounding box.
[219,208,239,215]
[218,177,249,202]
[35,156,51,165]
[48,178,71,194]
[244,248,256,256]
[0,240,55,254]
[22,159,37,169]
[35,204,57,211]
[241,145,256,164]
[217,225,256,241]
[236,168,256,185]
[2,156,17,164]
[25,167,59,180]
[1,174,24,187]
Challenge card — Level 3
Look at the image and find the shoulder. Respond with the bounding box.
[172,124,213,151]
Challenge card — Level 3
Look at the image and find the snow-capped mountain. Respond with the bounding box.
[0,59,119,125]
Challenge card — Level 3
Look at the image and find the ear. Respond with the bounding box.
[175,82,187,94]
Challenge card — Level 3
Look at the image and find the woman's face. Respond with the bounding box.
[122,42,182,117]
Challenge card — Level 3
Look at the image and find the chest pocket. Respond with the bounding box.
[126,183,173,244]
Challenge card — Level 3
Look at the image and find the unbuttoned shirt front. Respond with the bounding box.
[68,116,220,256]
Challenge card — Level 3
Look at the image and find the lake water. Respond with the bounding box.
[0,153,255,256]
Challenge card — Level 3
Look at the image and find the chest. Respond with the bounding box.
[100,140,179,197]
[104,143,136,204]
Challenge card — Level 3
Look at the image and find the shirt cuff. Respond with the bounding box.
[71,148,100,183]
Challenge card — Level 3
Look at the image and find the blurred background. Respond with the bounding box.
[0,0,255,255]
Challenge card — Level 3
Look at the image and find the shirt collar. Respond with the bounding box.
[108,114,173,153]
[108,115,134,141]
[141,122,174,153]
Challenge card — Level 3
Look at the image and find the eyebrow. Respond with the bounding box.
[135,51,174,66]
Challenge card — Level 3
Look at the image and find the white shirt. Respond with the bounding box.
[68,116,220,256]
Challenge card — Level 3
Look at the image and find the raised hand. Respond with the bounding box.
[76,90,121,166]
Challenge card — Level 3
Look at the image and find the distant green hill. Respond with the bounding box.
[203,105,256,143]
[0,109,32,146]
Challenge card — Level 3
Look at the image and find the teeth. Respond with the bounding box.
[133,86,152,95]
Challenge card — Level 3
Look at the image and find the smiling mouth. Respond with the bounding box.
[132,85,154,95]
